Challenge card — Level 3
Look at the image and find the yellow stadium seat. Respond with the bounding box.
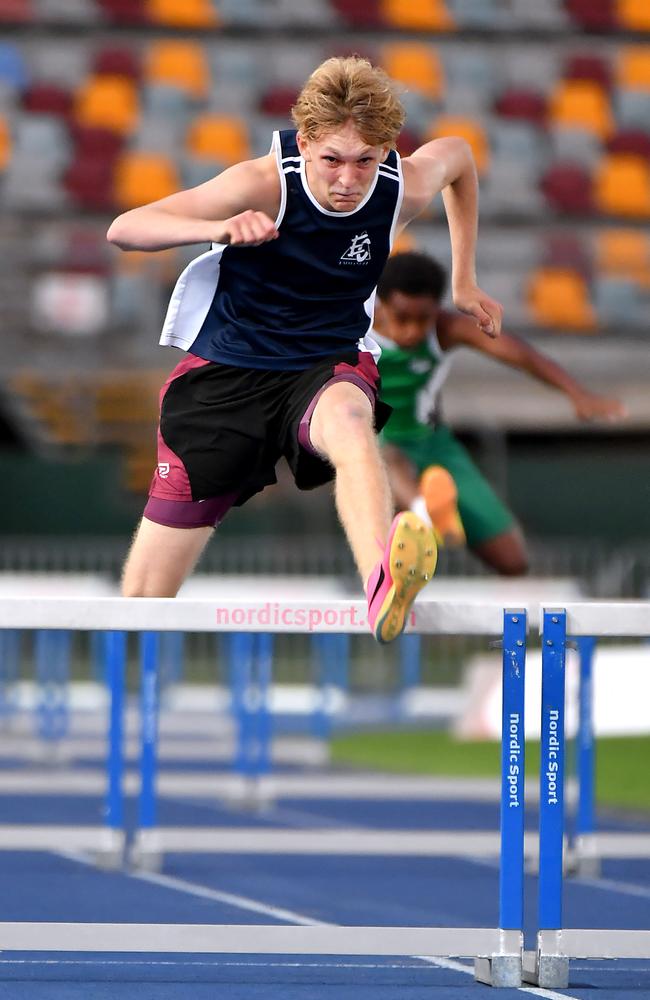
[427,115,489,174]
[381,43,444,101]
[527,267,596,329]
[596,229,650,281]
[145,41,210,100]
[114,152,180,210]
[548,79,613,140]
[594,153,650,216]
[74,76,139,134]
[616,0,650,30]
[380,0,454,30]
[617,46,650,90]
[146,0,218,27]
[0,115,11,170]
[187,115,250,165]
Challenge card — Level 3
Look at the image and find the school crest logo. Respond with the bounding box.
[340,231,371,264]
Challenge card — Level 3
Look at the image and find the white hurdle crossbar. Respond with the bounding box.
[0,596,526,988]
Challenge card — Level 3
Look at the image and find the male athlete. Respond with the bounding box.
[375,251,626,575]
[107,56,503,641]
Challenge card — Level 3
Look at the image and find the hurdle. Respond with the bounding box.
[523,603,650,989]
[0,622,125,867]
[0,596,527,988]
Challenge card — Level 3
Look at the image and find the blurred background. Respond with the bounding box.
[0,0,648,592]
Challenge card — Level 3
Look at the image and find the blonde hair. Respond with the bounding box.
[291,56,405,148]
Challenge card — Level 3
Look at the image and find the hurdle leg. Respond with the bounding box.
[0,630,20,727]
[573,636,599,877]
[523,610,570,989]
[35,630,71,753]
[475,610,526,987]
[131,631,162,871]
[97,631,126,869]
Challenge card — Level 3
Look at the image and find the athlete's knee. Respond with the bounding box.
[318,399,375,460]
[495,552,529,577]
[473,530,529,576]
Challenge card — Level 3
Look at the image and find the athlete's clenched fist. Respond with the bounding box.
[216,210,279,247]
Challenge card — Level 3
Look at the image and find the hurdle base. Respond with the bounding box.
[565,834,601,878]
[223,775,276,810]
[474,954,521,988]
[93,829,126,871]
[522,949,569,989]
[129,830,163,873]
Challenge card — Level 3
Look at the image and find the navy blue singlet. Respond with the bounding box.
[179,129,403,371]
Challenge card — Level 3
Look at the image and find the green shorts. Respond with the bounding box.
[383,426,515,547]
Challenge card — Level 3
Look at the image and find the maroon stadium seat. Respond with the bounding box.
[92,45,141,81]
[495,88,547,125]
[564,53,612,92]
[22,83,72,117]
[329,0,383,27]
[564,0,617,31]
[540,162,594,213]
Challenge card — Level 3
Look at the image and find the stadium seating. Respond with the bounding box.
[616,0,650,30]
[74,75,139,134]
[144,40,210,100]
[527,266,596,329]
[381,0,454,30]
[428,115,489,173]
[145,0,218,28]
[381,42,444,101]
[186,114,251,165]
[0,1,649,368]
[113,151,180,209]
[548,79,613,139]
[593,153,650,216]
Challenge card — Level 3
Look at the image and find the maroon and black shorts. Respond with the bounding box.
[144,350,391,529]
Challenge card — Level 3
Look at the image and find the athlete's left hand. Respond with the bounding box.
[453,285,503,339]
[572,392,628,423]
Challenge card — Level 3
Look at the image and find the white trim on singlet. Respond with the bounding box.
[358,152,403,356]
[299,156,380,217]
[387,153,404,252]
[271,131,288,228]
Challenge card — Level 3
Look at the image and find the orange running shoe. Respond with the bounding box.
[420,465,465,547]
[366,511,437,644]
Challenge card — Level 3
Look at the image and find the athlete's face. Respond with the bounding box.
[297,121,389,212]
[376,291,440,349]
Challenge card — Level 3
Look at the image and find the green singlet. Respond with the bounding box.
[375,330,515,546]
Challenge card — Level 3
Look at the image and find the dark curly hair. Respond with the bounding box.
[378,251,448,302]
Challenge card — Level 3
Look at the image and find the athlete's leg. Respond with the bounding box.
[309,381,393,584]
[308,381,436,643]
[122,517,214,597]
[472,527,529,576]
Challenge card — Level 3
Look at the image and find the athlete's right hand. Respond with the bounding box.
[216,211,279,247]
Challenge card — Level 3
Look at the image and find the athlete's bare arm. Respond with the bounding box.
[400,138,503,337]
[437,311,627,423]
[107,154,282,252]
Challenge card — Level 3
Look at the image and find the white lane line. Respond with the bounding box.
[134,868,332,927]
[57,849,330,927]
[0,959,443,969]
[576,875,650,900]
